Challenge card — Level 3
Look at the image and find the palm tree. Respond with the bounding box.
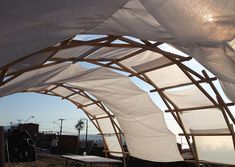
[75,119,85,154]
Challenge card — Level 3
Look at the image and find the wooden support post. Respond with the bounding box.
[202,70,235,150]
[94,119,109,158]
[0,126,5,167]
[191,135,200,167]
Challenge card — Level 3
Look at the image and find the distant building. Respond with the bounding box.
[19,123,39,137]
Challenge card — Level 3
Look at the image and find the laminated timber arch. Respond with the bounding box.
[38,84,126,159]
[0,35,235,166]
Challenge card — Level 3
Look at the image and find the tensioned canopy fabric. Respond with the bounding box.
[0,64,183,161]
[1,0,235,165]
[1,0,235,102]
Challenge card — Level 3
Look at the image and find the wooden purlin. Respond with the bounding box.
[174,64,218,106]
[44,85,60,94]
[101,132,124,136]
[130,58,192,77]
[150,77,217,92]
[179,133,233,136]
[61,92,77,100]
[165,103,234,112]
[45,40,138,52]
[91,115,115,121]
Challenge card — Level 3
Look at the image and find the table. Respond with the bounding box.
[62,155,122,167]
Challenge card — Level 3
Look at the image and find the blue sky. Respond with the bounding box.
[0,92,98,135]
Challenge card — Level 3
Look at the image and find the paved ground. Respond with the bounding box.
[6,154,65,167]
[5,154,119,167]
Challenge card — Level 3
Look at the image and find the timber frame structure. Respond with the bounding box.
[0,35,234,167]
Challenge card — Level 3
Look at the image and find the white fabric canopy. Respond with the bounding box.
[53,46,95,59]
[0,63,70,97]
[97,118,123,157]
[8,51,55,73]
[189,44,235,102]
[69,94,93,106]
[67,67,183,162]
[83,105,106,117]
[0,0,127,67]
[146,65,191,89]
[120,50,163,71]
[1,0,235,102]
[1,0,235,164]
[180,109,227,131]
[84,47,140,59]
[51,87,74,97]
[0,64,183,162]
[164,86,213,108]
[53,45,140,60]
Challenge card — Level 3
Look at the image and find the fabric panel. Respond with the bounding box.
[180,109,227,131]
[68,67,183,162]
[195,136,235,165]
[164,86,213,108]
[146,64,191,88]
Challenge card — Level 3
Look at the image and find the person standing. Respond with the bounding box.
[50,134,59,154]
